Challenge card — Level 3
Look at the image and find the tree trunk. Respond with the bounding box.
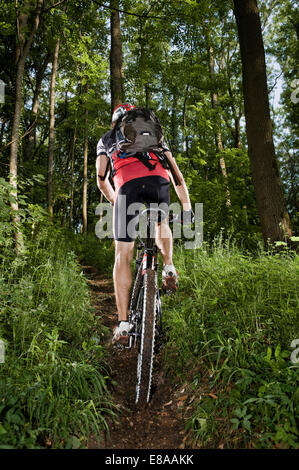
[225,42,242,149]
[170,92,179,155]
[182,74,199,172]
[234,117,241,149]
[83,97,88,234]
[110,0,124,113]
[9,0,44,251]
[0,119,5,148]
[233,0,292,244]
[145,84,151,108]
[24,53,50,161]
[208,45,232,209]
[182,87,189,158]
[69,128,77,228]
[48,39,60,217]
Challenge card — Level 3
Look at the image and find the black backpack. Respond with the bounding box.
[102,107,180,185]
[114,107,164,156]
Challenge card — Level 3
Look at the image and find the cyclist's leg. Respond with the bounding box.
[113,240,135,322]
[155,216,178,292]
[155,219,173,265]
[113,179,143,324]
[142,176,178,291]
[142,176,174,265]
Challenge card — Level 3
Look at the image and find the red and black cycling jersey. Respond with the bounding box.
[96,130,170,193]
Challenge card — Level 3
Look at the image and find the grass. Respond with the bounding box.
[162,239,299,449]
[2,184,298,449]
[71,232,115,276]
[0,223,116,449]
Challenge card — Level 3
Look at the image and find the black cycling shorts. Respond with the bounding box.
[114,176,170,242]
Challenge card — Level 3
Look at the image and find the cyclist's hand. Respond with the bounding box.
[181,209,195,225]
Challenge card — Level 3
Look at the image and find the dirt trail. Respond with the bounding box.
[82,265,189,449]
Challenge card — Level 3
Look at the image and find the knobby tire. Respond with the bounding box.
[136,268,157,405]
[130,261,143,313]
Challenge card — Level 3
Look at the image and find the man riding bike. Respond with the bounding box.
[96,103,193,345]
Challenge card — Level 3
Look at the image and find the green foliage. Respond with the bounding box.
[163,241,299,448]
[1,0,297,449]
[2,0,294,241]
[0,221,115,449]
[0,177,48,259]
[0,178,15,255]
[266,0,299,233]
[71,233,115,276]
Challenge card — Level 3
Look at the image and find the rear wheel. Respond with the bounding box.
[136,268,157,405]
[130,261,143,314]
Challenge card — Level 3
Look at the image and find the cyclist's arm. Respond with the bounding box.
[164,150,192,211]
[96,154,115,204]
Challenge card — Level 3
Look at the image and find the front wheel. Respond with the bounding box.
[136,268,157,405]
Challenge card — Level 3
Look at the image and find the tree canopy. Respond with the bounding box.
[0,0,298,248]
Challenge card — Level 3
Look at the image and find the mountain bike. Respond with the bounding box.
[127,207,173,405]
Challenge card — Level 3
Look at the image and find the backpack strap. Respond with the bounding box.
[98,157,111,181]
[108,150,157,177]
[135,152,157,171]
[158,150,181,186]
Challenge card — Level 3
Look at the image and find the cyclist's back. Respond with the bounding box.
[96,102,193,345]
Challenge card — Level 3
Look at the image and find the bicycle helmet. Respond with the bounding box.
[111,102,135,123]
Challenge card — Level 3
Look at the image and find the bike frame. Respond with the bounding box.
[128,208,163,350]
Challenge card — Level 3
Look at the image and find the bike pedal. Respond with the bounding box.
[161,288,173,296]
[113,343,125,350]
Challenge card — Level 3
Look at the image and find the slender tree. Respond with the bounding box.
[69,127,77,227]
[83,84,88,234]
[9,0,44,249]
[208,44,232,209]
[24,52,50,161]
[110,0,124,112]
[233,0,292,244]
[48,39,59,216]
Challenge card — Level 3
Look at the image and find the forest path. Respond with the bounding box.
[81,265,189,449]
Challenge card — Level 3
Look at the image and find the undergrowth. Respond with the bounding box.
[163,239,299,449]
[71,233,115,276]
[0,203,115,448]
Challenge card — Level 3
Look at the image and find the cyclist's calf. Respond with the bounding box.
[113,241,135,322]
